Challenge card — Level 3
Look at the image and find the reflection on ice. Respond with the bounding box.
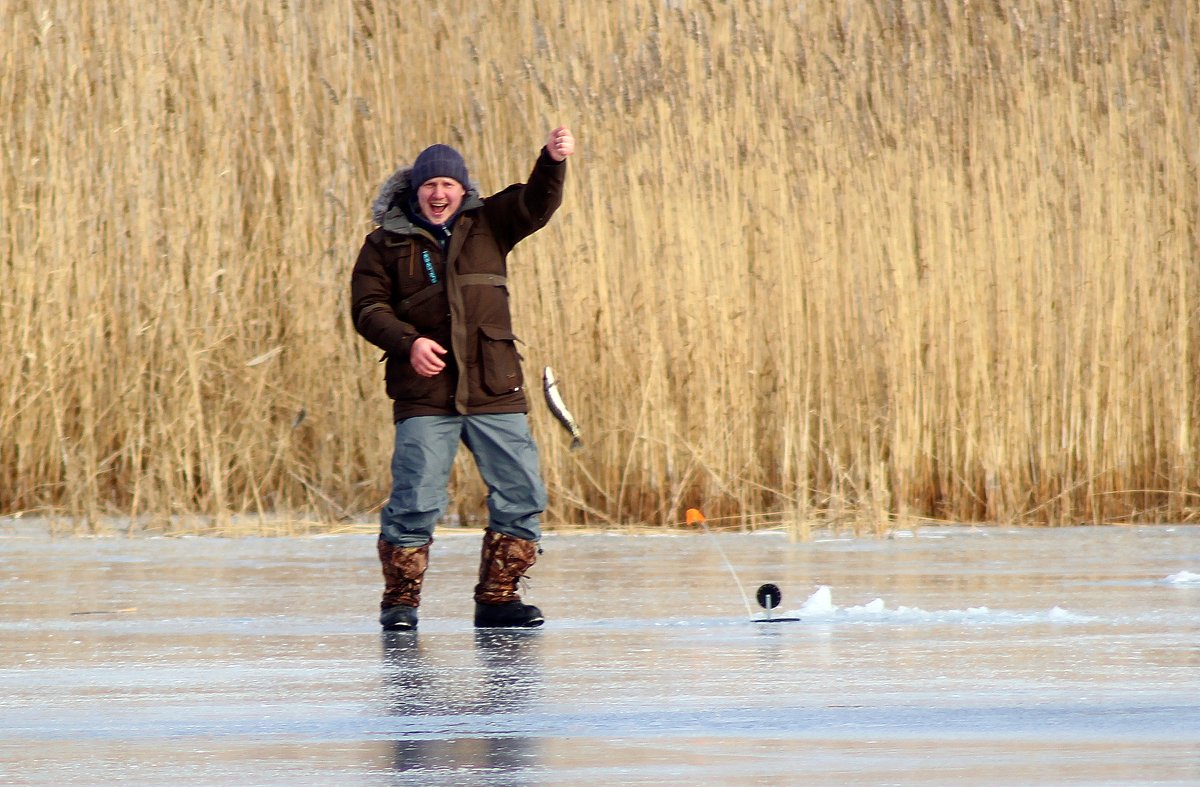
[380,630,543,776]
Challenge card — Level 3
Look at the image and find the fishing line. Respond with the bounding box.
[686,509,754,618]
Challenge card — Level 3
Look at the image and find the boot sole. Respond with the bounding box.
[474,617,545,629]
[472,611,549,628]
[381,622,417,631]
[379,605,419,631]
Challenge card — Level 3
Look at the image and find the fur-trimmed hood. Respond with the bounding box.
[370,165,484,233]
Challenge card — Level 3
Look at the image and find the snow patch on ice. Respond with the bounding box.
[1164,570,1200,585]
[798,584,835,614]
[790,585,1093,624]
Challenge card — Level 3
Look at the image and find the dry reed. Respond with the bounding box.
[1,1,1196,535]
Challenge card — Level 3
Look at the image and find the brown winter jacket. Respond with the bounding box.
[350,149,565,422]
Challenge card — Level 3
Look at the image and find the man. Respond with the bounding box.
[351,126,576,631]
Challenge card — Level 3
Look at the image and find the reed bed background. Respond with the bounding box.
[1,0,1196,535]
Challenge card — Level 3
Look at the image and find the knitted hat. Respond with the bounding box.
[411,144,469,188]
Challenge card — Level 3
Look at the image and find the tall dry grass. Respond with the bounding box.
[1,1,1196,535]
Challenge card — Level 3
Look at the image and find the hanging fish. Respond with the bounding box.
[542,366,583,451]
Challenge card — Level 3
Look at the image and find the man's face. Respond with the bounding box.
[417,177,465,225]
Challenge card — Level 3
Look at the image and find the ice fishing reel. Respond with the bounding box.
[753,583,800,623]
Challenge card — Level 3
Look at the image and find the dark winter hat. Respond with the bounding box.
[411,144,469,188]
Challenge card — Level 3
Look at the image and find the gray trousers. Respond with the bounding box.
[381,413,547,547]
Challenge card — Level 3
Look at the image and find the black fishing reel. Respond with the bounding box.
[756,583,782,610]
[753,582,799,623]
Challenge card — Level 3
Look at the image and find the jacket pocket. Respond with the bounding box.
[478,324,524,395]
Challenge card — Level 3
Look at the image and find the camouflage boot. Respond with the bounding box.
[473,529,544,628]
[378,536,431,631]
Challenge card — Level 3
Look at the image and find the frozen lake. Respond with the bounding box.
[1,524,1197,784]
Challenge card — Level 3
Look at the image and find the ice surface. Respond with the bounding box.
[0,523,1198,784]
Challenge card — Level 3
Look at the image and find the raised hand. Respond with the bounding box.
[546,126,575,162]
